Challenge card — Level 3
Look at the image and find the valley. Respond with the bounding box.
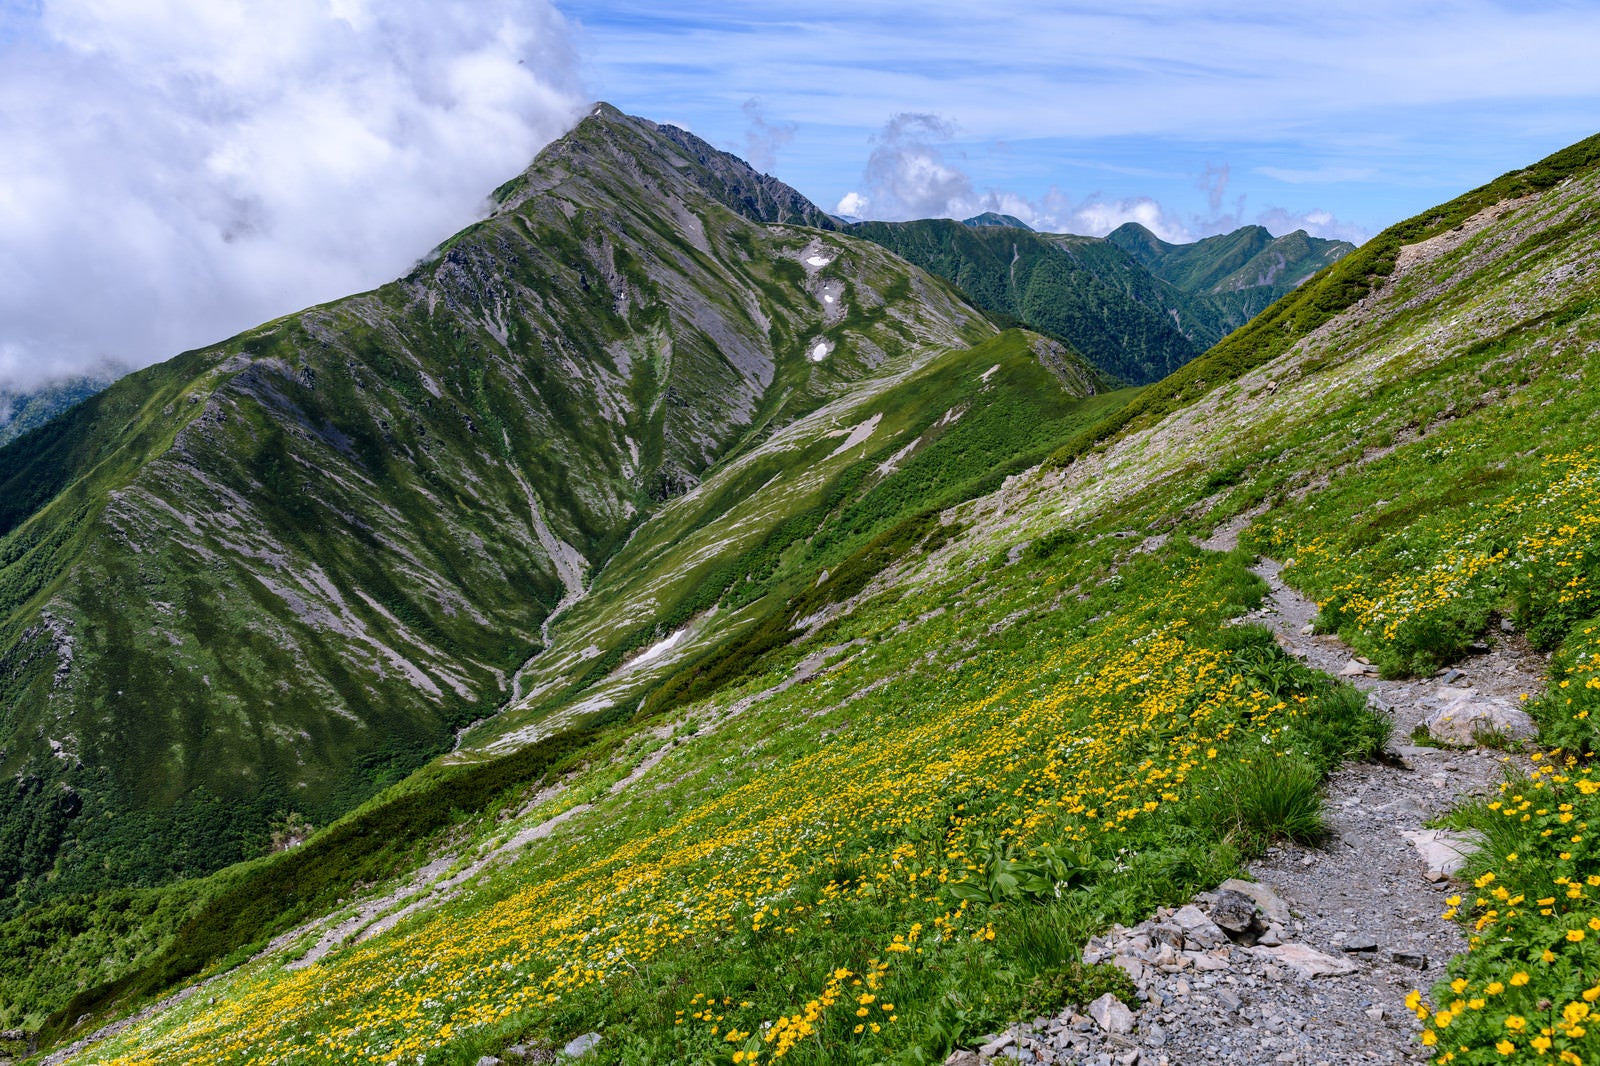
[0,106,1597,1066]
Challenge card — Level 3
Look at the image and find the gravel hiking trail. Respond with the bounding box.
[956,528,1548,1066]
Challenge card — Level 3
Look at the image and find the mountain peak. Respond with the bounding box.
[962,212,1033,230]
[491,101,836,232]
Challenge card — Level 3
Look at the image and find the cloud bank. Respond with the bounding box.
[836,113,1368,244]
[0,0,585,390]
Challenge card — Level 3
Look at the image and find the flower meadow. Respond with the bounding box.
[1410,755,1600,1065]
[82,542,1385,1065]
[1252,433,1600,752]
[1235,366,1600,1063]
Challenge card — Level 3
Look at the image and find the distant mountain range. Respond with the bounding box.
[0,371,120,447]
[847,216,1352,384]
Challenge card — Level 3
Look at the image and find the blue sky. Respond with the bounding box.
[558,1,1600,242]
[4,0,1600,387]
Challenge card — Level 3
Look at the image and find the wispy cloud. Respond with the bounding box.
[565,0,1600,245]
[0,0,584,389]
[741,98,797,172]
[833,113,1369,244]
[1257,166,1380,184]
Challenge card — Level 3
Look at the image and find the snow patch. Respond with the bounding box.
[631,629,685,668]
[808,340,833,362]
[806,255,832,267]
[828,412,882,458]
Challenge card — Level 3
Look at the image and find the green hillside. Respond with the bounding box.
[845,218,1202,383]
[0,103,1003,918]
[6,119,1600,1066]
[846,218,1355,383]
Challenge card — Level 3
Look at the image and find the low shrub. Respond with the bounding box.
[1189,754,1326,855]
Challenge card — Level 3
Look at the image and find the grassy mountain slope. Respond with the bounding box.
[846,219,1355,383]
[25,131,1600,1066]
[844,218,1202,383]
[1107,222,1349,296]
[1107,222,1352,336]
[0,103,996,916]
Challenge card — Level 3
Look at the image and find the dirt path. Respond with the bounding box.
[958,534,1549,1066]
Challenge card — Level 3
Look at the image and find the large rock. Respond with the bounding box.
[1217,878,1292,925]
[1209,888,1266,945]
[560,1032,601,1059]
[1170,904,1228,949]
[1422,688,1536,746]
[1400,828,1485,881]
[1251,943,1359,979]
[1088,992,1136,1035]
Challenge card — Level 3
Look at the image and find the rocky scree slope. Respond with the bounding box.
[0,102,995,911]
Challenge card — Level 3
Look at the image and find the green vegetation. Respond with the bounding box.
[1105,222,1350,310]
[0,103,996,917]
[1051,130,1600,466]
[10,113,1600,1066]
[848,217,1203,383]
[0,372,117,448]
[847,218,1355,387]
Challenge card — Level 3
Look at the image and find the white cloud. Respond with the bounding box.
[0,0,584,390]
[1256,206,1370,244]
[741,97,796,172]
[1064,198,1193,243]
[834,191,869,216]
[857,113,979,220]
[842,113,1197,240]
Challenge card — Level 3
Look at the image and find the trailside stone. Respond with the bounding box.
[1209,889,1265,944]
[1170,904,1227,950]
[1251,943,1359,979]
[978,1032,1016,1057]
[943,1051,981,1066]
[1422,689,1536,746]
[1088,993,1136,1035]
[1217,879,1292,925]
[560,1032,601,1059]
[1399,828,1484,881]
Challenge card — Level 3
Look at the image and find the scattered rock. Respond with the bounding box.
[478,1057,503,1066]
[1400,828,1484,881]
[1341,935,1379,953]
[1088,994,1135,1035]
[1209,889,1266,944]
[559,1032,600,1059]
[1422,688,1536,745]
[1216,879,1291,926]
[1170,904,1227,949]
[1251,943,1359,979]
[943,1051,981,1066]
[1390,951,1430,970]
